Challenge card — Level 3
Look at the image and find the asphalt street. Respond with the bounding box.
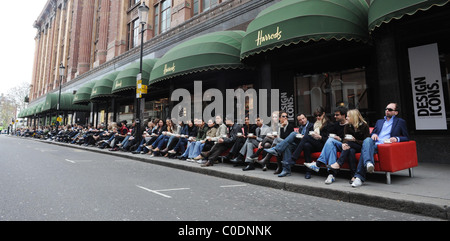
[0,135,440,221]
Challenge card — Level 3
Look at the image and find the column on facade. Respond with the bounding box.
[77,0,96,76]
[47,6,60,92]
[61,0,72,84]
[67,0,83,81]
[38,26,49,97]
[95,0,111,67]
[44,6,58,94]
[107,0,126,61]
[171,0,192,29]
[53,2,66,89]
[31,29,42,101]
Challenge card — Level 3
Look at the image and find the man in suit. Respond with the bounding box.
[264,113,314,176]
[352,103,409,187]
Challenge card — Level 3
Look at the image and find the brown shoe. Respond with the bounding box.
[201,161,213,167]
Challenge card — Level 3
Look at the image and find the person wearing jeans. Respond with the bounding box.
[351,103,409,187]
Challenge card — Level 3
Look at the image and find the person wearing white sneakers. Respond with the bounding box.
[351,103,409,187]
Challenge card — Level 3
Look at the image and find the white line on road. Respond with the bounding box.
[220,184,248,188]
[136,185,190,199]
[65,159,76,164]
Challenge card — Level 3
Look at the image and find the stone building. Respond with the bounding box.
[22,0,450,163]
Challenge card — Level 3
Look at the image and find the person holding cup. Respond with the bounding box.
[258,113,313,173]
[306,109,368,184]
[202,115,242,167]
[351,103,409,187]
[328,109,370,181]
[276,107,333,178]
[240,117,271,171]
[304,106,348,179]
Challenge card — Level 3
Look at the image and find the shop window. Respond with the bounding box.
[127,18,140,49]
[118,104,135,123]
[154,0,171,36]
[295,68,368,117]
[194,0,221,15]
[144,98,170,121]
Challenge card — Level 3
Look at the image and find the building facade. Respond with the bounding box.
[25,0,450,164]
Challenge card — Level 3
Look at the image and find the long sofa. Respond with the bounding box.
[262,137,418,184]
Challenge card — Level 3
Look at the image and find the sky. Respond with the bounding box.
[0,0,49,96]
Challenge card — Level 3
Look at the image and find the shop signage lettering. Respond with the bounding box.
[408,43,447,130]
[170,81,279,125]
[280,92,294,122]
[255,27,282,47]
[414,77,443,117]
[164,63,176,75]
[115,80,122,89]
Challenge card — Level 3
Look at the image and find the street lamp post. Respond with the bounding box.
[136,1,149,144]
[57,63,65,128]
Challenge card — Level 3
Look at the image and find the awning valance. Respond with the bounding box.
[369,0,449,32]
[42,93,91,113]
[241,0,369,59]
[149,30,246,85]
[112,59,157,94]
[90,71,120,101]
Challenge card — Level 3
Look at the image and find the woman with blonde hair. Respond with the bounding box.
[329,109,370,183]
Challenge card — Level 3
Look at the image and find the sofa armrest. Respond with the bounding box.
[377,141,418,172]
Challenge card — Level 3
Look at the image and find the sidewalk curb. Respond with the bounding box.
[38,139,449,220]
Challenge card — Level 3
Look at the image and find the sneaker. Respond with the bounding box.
[366,163,374,173]
[325,174,335,184]
[304,162,320,172]
[197,160,207,164]
[351,177,363,187]
[278,169,291,177]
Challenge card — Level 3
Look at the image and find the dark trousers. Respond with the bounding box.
[290,135,324,164]
[208,142,233,162]
[335,142,362,177]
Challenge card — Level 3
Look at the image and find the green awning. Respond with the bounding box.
[42,93,91,112]
[18,109,26,118]
[112,59,157,94]
[90,71,120,101]
[241,0,369,59]
[73,81,96,105]
[33,103,44,115]
[149,30,246,85]
[23,106,33,118]
[369,0,449,32]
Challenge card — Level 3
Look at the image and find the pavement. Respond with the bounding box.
[14,136,450,220]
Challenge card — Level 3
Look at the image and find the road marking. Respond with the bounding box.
[220,184,247,188]
[65,159,76,164]
[155,188,191,192]
[136,185,190,199]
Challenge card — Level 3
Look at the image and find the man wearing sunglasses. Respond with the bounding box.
[352,103,409,187]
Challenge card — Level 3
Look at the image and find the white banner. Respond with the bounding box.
[408,43,447,130]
